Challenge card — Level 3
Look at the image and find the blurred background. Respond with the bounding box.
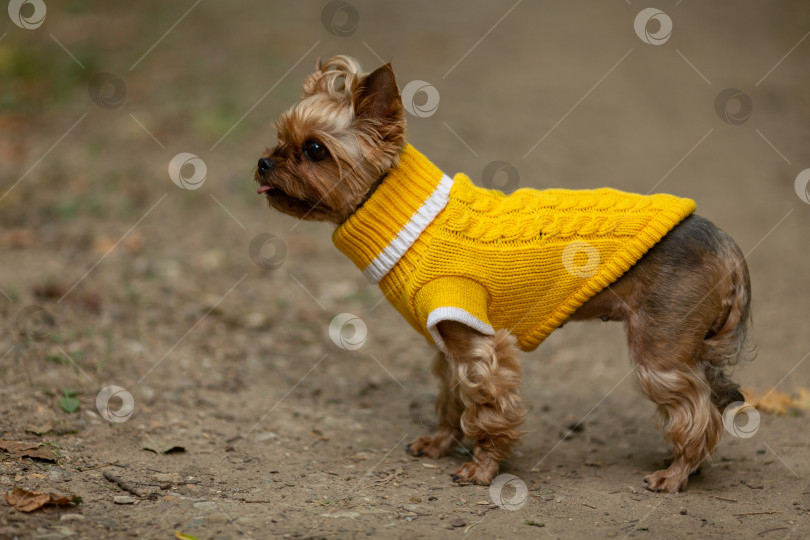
[1,1,809,537]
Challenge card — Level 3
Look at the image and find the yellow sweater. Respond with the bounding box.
[333,145,696,352]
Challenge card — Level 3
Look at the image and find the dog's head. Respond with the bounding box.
[255,55,406,223]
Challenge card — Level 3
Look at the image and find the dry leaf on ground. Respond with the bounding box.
[4,486,80,512]
[142,438,186,454]
[0,440,56,461]
[742,387,810,415]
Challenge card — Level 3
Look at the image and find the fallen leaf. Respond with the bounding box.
[4,486,80,512]
[59,389,80,414]
[743,388,797,414]
[142,439,186,454]
[25,423,54,436]
[122,232,145,255]
[311,429,329,441]
[0,440,56,461]
[794,388,810,410]
[175,533,200,540]
[33,283,68,299]
[0,228,36,248]
[92,236,116,254]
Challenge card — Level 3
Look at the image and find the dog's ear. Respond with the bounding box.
[354,63,400,119]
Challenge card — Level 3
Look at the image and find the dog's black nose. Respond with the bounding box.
[258,157,275,174]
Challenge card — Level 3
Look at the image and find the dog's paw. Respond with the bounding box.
[643,469,686,493]
[451,462,496,486]
[406,435,453,459]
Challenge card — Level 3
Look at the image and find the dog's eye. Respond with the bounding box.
[302,140,329,162]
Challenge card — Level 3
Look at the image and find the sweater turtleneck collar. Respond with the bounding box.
[332,144,454,283]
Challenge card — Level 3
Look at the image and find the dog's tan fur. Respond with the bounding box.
[255,55,753,492]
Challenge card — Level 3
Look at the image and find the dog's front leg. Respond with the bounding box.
[407,351,465,458]
[439,321,526,485]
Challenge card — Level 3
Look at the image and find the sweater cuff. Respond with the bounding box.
[414,276,494,354]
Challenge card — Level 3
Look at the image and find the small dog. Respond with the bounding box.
[255,55,753,493]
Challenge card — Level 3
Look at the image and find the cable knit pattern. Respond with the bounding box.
[333,145,696,352]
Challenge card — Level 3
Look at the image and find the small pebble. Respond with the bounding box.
[60,514,86,522]
[47,467,72,483]
[114,496,135,505]
[193,501,218,511]
[206,513,229,524]
[451,518,466,528]
[679,508,687,515]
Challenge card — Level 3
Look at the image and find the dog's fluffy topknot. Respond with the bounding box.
[302,55,366,103]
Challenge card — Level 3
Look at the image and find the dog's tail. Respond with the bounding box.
[702,232,754,410]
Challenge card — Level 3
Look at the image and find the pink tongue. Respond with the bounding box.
[257,185,272,194]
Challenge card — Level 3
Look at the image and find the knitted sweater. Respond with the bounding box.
[332,145,696,352]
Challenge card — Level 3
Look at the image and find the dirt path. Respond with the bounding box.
[2,1,809,538]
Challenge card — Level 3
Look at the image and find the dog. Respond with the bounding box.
[254,55,753,493]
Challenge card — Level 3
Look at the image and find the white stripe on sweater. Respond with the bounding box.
[426,307,495,354]
[362,174,454,283]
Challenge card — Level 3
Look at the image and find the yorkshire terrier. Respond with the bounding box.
[254,55,753,493]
